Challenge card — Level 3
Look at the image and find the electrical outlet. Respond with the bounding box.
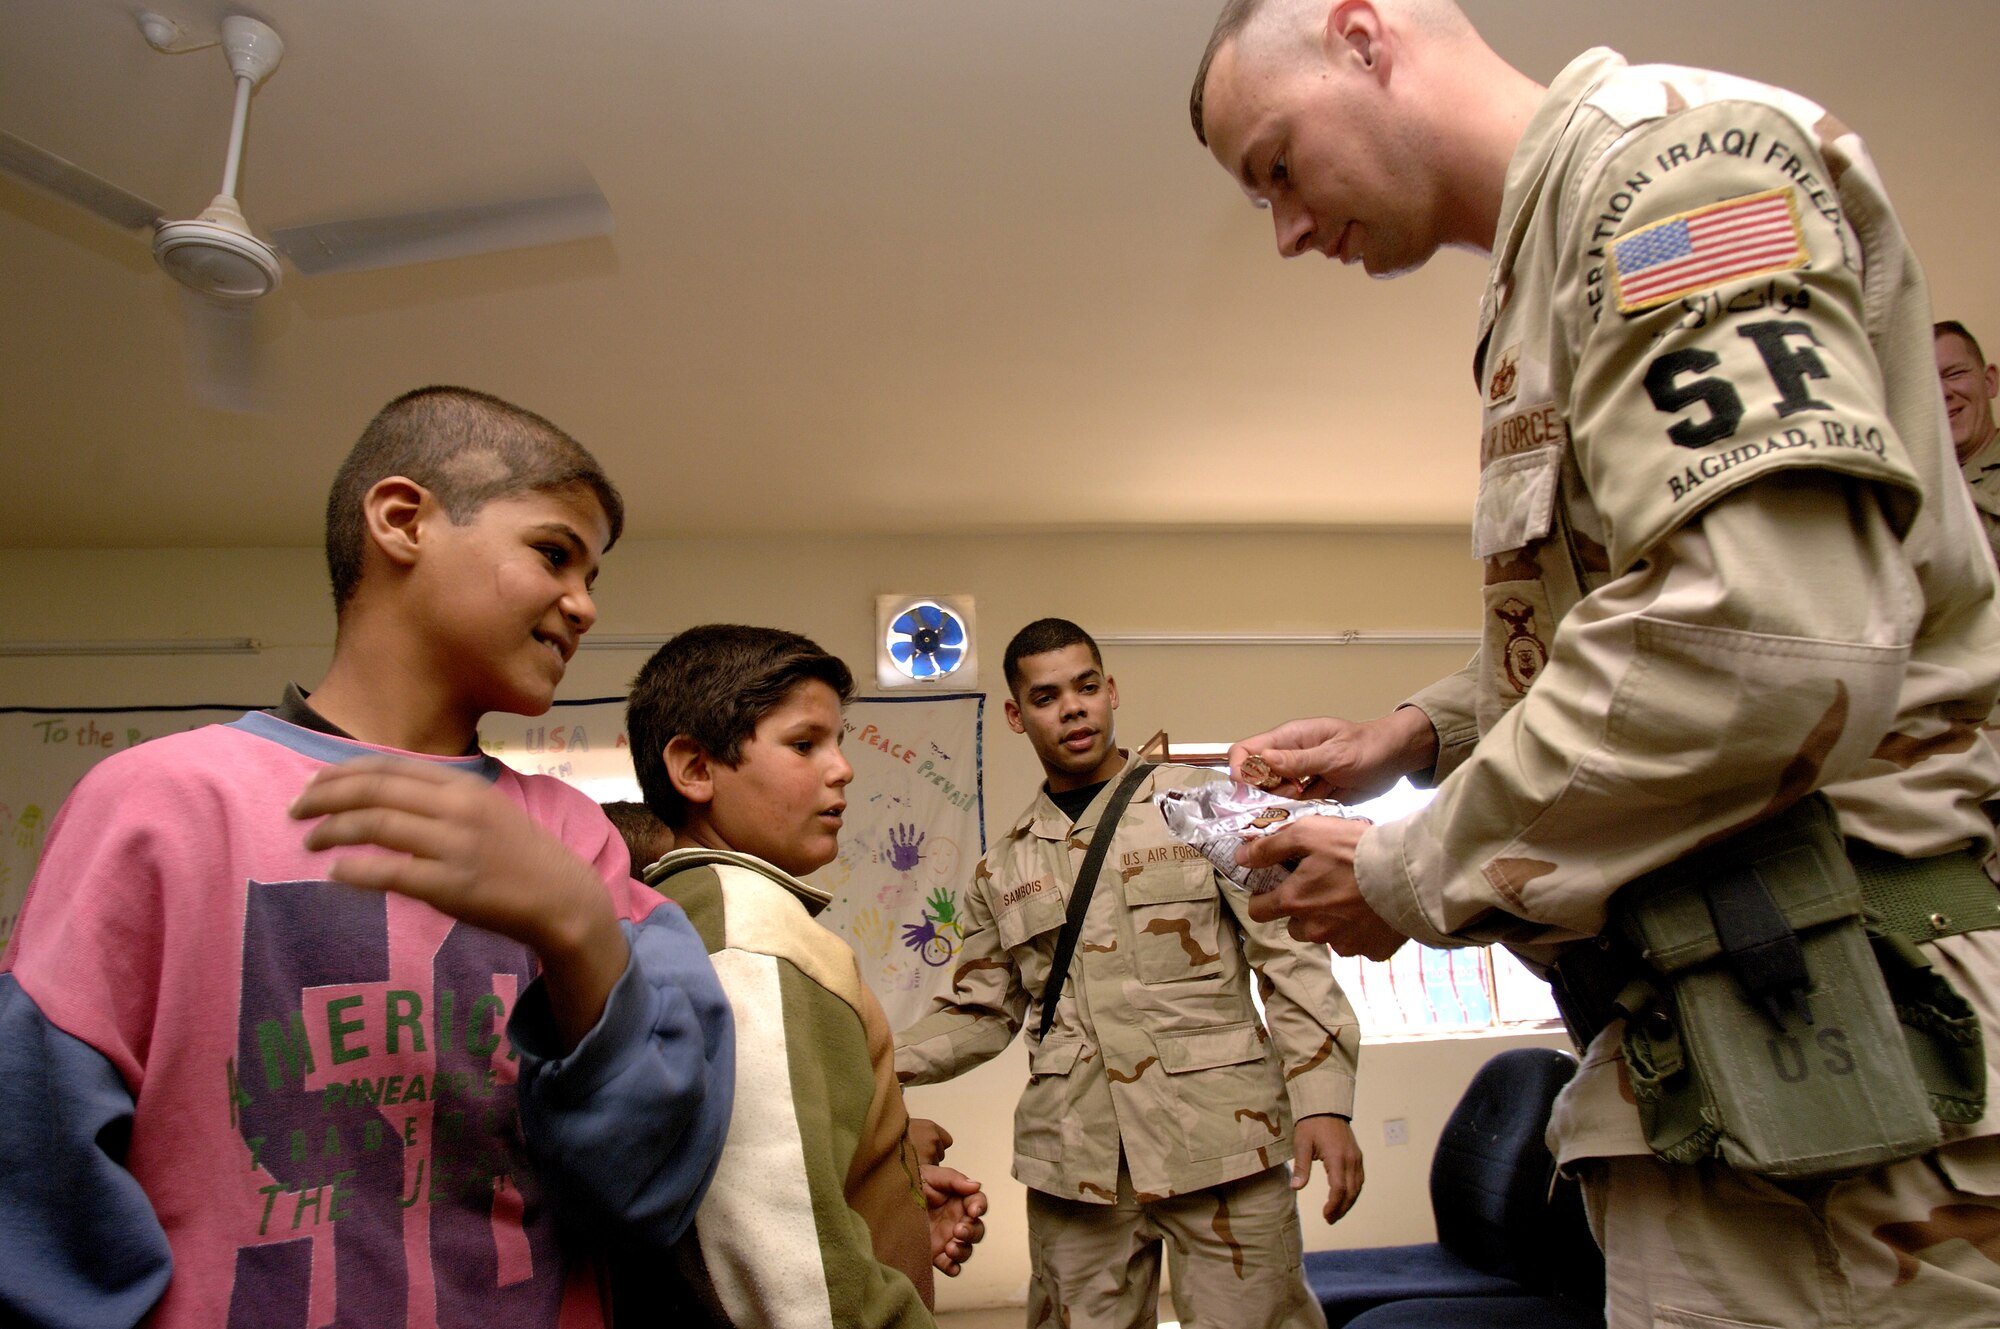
[1382,1117,1409,1147]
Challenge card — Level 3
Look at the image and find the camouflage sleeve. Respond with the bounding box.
[1558,98,1923,569]
[1221,884,1359,1120]
[1359,468,1917,954]
[1403,655,1482,784]
[1355,98,1948,956]
[894,856,1028,1084]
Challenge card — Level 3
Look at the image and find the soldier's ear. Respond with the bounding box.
[1105,677,1119,712]
[1004,697,1026,734]
[1327,0,1391,84]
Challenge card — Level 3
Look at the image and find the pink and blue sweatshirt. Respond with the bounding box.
[0,706,735,1329]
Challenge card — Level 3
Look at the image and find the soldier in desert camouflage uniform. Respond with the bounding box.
[896,618,1361,1329]
[1934,323,2000,798]
[1937,321,2000,571]
[1192,1,2000,1326]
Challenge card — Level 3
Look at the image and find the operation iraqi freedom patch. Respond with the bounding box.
[1610,187,1807,314]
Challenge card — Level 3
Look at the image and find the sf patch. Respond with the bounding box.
[1611,187,1807,314]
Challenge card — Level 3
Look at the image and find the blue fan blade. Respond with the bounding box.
[932,646,962,671]
[891,610,922,636]
[918,603,944,630]
[889,640,917,663]
[939,617,965,648]
[913,655,938,679]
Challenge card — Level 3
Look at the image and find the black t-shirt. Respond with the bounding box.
[1047,779,1109,824]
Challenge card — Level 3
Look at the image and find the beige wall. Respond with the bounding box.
[0,528,1575,1311]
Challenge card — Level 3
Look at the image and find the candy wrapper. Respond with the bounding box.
[1153,780,1363,895]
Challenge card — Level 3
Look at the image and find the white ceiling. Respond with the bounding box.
[4,0,1997,548]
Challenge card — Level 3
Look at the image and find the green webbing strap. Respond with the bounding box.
[1848,842,1995,1128]
[1848,841,2000,944]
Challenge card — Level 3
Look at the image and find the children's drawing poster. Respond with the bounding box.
[808,693,986,1031]
[0,705,258,952]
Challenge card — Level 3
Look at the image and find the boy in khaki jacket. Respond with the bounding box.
[622,624,985,1327]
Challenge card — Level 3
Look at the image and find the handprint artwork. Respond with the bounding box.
[886,822,926,873]
[851,906,893,958]
[804,695,985,1027]
[900,885,965,967]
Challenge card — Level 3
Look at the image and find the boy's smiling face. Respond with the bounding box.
[689,678,853,877]
[416,486,608,722]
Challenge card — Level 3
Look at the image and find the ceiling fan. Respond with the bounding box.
[0,13,613,411]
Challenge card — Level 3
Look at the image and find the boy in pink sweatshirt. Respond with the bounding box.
[0,386,735,1329]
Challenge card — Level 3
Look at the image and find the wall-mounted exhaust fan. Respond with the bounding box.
[876,594,978,689]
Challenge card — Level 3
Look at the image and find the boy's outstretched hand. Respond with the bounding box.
[921,1165,988,1277]
[290,755,629,1050]
[1292,1113,1365,1223]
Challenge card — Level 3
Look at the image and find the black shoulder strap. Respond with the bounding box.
[1037,761,1156,1044]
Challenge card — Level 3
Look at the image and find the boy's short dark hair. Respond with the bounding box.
[325,385,627,612]
[1003,618,1104,694]
[628,625,856,829]
[601,800,677,870]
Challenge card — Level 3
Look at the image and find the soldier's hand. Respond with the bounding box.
[1241,816,1407,961]
[1291,1114,1364,1223]
[1228,708,1437,804]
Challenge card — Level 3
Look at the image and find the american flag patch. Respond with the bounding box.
[1609,187,1807,313]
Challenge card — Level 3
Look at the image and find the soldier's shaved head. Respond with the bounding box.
[1190,0,1474,144]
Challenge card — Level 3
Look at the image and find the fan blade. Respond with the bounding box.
[931,646,963,672]
[182,289,264,413]
[939,617,965,648]
[892,612,922,637]
[917,604,944,631]
[889,640,918,664]
[0,130,164,232]
[270,188,612,277]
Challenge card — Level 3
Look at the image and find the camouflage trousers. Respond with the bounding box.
[1578,1136,2000,1328]
[1025,1161,1325,1329]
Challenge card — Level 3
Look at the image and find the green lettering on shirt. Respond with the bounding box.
[386,990,425,1054]
[256,1012,316,1090]
[326,995,367,1065]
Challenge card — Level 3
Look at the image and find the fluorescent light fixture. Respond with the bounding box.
[0,638,261,657]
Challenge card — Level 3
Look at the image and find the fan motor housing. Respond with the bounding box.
[155,217,282,299]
